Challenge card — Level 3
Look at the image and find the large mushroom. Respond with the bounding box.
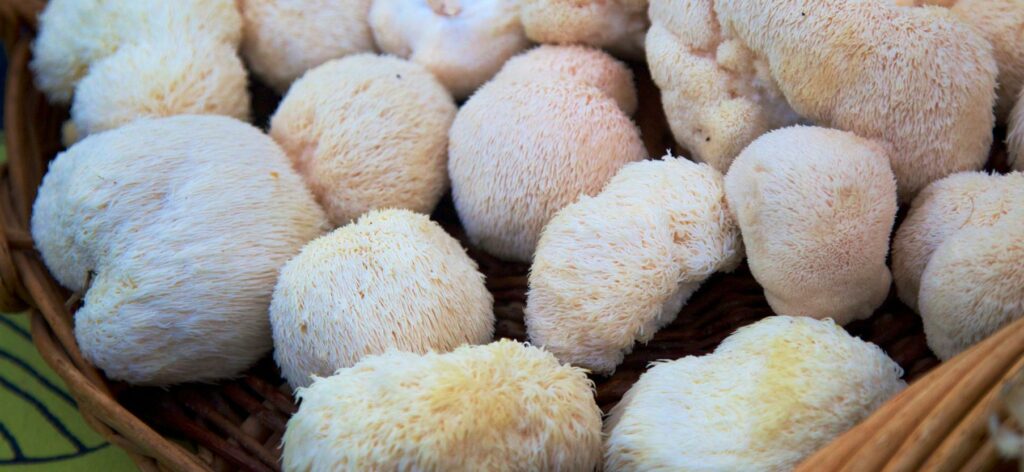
[31,115,327,385]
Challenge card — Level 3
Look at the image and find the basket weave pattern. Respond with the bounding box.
[0,2,1020,471]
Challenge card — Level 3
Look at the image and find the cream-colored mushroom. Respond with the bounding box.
[30,115,327,385]
[519,0,648,59]
[892,171,1024,359]
[237,0,376,92]
[448,48,645,261]
[494,45,638,115]
[270,54,456,226]
[282,340,603,471]
[648,0,997,201]
[526,156,742,374]
[725,126,898,324]
[605,316,905,471]
[270,209,494,389]
[369,0,529,99]
[69,40,249,139]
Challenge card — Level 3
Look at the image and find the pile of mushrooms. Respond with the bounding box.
[25,0,1024,469]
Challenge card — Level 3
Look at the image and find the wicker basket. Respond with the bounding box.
[1,2,1021,471]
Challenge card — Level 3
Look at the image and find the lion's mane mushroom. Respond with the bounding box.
[604,316,905,471]
[648,0,997,201]
[238,0,376,93]
[724,127,898,325]
[526,156,742,374]
[448,48,645,261]
[519,0,649,60]
[70,39,250,138]
[270,54,456,227]
[270,209,495,389]
[31,0,248,141]
[282,340,603,471]
[896,0,1024,120]
[369,0,529,99]
[30,115,327,385]
[495,45,638,115]
[892,171,1024,359]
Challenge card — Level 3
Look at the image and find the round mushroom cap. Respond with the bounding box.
[892,172,1024,311]
[270,209,495,389]
[30,115,328,385]
[270,54,456,227]
[604,316,905,471]
[369,0,529,99]
[519,0,649,60]
[649,0,997,201]
[919,218,1024,360]
[448,78,645,261]
[526,156,742,374]
[238,0,376,92]
[31,0,241,103]
[69,40,250,140]
[724,126,898,325]
[892,171,1024,359]
[282,340,603,471]
[495,45,638,115]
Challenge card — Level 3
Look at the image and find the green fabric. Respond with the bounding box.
[0,314,137,471]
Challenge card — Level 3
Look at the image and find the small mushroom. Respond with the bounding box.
[282,340,603,471]
[724,127,898,324]
[270,209,494,389]
[526,156,742,374]
[604,316,905,471]
[31,115,327,385]
[448,48,645,261]
[495,45,638,115]
[238,0,376,92]
[69,39,249,140]
[892,171,1024,359]
[648,0,997,201]
[369,0,529,99]
[31,0,242,103]
[519,0,649,60]
[270,54,456,226]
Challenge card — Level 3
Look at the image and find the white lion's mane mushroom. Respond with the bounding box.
[526,156,742,374]
[30,115,328,385]
[519,0,649,60]
[648,0,997,201]
[282,340,603,471]
[495,45,638,115]
[892,171,1024,360]
[448,48,646,261]
[270,54,456,227]
[31,0,248,142]
[725,127,898,325]
[69,39,250,138]
[270,209,495,389]
[604,316,906,471]
[31,0,242,104]
[238,0,376,93]
[896,0,1024,121]
[369,0,529,100]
